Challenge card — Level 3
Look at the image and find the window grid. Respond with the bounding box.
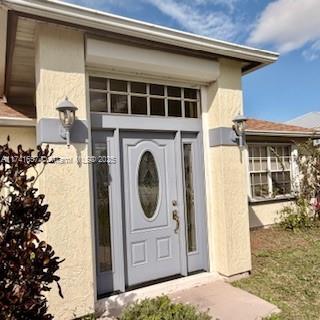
[127,81,131,115]
[146,83,151,116]
[249,145,293,200]
[107,79,111,113]
[181,88,186,118]
[89,77,200,118]
[164,85,169,117]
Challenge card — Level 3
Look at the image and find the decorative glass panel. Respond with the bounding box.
[183,144,197,252]
[138,151,159,219]
[94,143,112,272]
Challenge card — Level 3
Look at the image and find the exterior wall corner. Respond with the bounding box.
[35,23,95,319]
[202,58,252,277]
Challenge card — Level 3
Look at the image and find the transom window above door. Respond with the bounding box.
[89,77,200,118]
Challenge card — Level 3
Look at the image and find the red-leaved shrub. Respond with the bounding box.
[0,138,63,319]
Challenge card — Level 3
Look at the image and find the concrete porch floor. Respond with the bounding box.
[97,272,280,319]
[170,279,280,320]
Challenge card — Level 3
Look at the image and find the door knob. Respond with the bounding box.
[172,209,180,234]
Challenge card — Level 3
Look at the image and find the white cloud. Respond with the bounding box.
[303,40,320,61]
[65,0,241,41]
[146,0,239,40]
[248,0,320,54]
[65,0,128,10]
[193,0,239,11]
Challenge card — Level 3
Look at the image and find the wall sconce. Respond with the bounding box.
[232,114,248,148]
[56,97,78,148]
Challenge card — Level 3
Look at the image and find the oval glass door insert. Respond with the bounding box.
[138,151,159,219]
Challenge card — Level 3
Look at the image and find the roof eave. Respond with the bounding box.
[246,130,320,138]
[0,116,36,127]
[0,0,279,70]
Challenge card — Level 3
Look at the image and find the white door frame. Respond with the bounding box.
[91,114,209,295]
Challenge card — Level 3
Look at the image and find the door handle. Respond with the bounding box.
[172,209,180,234]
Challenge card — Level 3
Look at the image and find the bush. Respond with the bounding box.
[0,139,64,319]
[278,198,312,230]
[119,296,211,320]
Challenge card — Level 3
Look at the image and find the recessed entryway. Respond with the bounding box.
[91,77,208,296]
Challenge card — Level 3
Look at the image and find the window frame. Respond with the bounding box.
[89,76,201,119]
[247,143,297,202]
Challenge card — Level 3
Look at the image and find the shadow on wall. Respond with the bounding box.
[249,205,271,229]
[96,292,137,319]
[249,199,291,229]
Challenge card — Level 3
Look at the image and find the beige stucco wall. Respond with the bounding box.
[35,23,95,319]
[27,21,251,316]
[202,59,252,277]
[0,126,36,149]
[249,200,292,228]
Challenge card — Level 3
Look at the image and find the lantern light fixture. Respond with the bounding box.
[56,97,78,148]
[232,114,248,148]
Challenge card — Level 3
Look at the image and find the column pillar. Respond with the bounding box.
[202,59,251,277]
[35,23,95,318]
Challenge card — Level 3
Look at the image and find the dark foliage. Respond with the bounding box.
[0,138,64,320]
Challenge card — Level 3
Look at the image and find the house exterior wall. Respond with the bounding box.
[249,200,293,228]
[2,22,254,318]
[35,24,95,319]
[0,126,36,149]
[202,59,252,277]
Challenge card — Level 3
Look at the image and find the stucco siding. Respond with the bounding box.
[202,58,251,277]
[249,200,293,228]
[35,23,95,319]
[0,126,36,149]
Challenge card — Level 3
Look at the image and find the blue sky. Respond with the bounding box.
[65,0,320,122]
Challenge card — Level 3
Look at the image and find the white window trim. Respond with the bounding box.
[247,143,298,203]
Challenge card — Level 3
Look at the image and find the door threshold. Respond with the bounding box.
[126,274,183,292]
[96,272,221,319]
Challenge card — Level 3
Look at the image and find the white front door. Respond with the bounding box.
[122,132,182,286]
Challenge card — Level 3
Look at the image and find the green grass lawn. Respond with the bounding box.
[233,227,320,320]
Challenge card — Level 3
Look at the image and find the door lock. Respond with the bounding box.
[172,209,180,234]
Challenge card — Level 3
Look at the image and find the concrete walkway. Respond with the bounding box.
[97,273,280,319]
[170,279,280,320]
